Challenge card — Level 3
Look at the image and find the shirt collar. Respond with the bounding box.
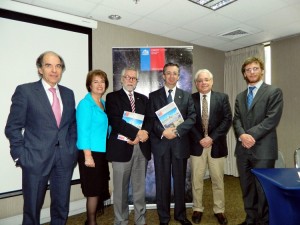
[248,80,263,89]
[164,86,177,95]
[199,91,211,99]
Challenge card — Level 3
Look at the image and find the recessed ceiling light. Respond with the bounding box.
[108,15,121,20]
[188,0,237,10]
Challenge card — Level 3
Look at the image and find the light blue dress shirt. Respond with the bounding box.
[76,93,108,152]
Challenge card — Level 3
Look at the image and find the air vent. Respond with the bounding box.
[218,28,251,40]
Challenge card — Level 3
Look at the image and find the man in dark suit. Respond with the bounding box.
[148,62,196,225]
[106,67,150,225]
[233,57,284,225]
[189,69,232,225]
[5,51,78,225]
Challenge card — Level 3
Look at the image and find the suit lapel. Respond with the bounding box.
[174,88,183,106]
[209,92,216,122]
[158,87,168,106]
[119,89,132,112]
[58,86,69,126]
[133,92,142,114]
[248,82,267,111]
[34,81,56,123]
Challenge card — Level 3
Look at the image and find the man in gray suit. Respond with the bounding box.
[5,51,78,225]
[233,57,283,225]
[148,62,196,225]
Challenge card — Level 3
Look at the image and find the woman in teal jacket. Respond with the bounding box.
[76,70,110,225]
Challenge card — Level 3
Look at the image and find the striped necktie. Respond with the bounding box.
[247,86,256,109]
[129,92,135,113]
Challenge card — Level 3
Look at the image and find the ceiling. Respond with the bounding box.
[9,0,300,51]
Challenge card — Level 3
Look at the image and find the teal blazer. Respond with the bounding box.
[76,93,108,152]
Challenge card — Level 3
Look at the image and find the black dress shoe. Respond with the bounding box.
[191,211,203,224]
[176,218,192,225]
[214,213,228,225]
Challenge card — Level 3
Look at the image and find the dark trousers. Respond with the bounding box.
[22,149,74,225]
[153,147,188,223]
[237,152,275,225]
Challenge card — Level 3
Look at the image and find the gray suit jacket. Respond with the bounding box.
[233,82,283,159]
[5,80,77,175]
[148,87,196,159]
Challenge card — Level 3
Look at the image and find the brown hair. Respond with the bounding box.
[86,69,109,92]
[241,57,264,74]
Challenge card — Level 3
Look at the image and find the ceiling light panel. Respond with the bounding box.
[188,0,237,10]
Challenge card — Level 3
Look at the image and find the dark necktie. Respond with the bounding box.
[202,95,208,136]
[247,86,256,109]
[167,89,173,103]
[49,87,61,127]
[129,92,135,113]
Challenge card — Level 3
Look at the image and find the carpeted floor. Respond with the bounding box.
[44,175,245,225]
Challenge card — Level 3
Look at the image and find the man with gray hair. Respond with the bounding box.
[189,69,232,225]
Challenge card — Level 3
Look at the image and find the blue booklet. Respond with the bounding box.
[155,102,184,129]
[118,111,144,141]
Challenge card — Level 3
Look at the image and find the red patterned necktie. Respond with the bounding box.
[49,87,61,127]
[129,92,135,113]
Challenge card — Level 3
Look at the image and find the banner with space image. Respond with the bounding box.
[112,46,193,205]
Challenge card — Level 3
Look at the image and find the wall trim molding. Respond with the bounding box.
[0,199,86,225]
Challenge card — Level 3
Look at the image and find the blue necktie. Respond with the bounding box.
[247,86,256,109]
[167,89,173,103]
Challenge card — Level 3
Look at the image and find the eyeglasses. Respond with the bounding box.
[43,63,63,70]
[196,78,211,83]
[123,75,138,82]
[245,67,260,73]
[165,71,179,76]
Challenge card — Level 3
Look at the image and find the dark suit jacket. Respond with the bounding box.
[233,82,284,159]
[148,87,196,159]
[5,80,77,175]
[106,89,151,162]
[190,91,232,158]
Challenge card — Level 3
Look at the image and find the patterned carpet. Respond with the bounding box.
[44,175,245,225]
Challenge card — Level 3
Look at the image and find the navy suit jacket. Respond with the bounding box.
[106,89,151,162]
[190,91,232,158]
[148,87,196,159]
[233,82,284,159]
[5,80,77,175]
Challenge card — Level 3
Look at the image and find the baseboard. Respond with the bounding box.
[0,199,86,225]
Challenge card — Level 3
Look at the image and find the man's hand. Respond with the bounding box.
[199,136,213,148]
[127,136,140,145]
[240,133,256,149]
[162,127,177,140]
[137,130,149,142]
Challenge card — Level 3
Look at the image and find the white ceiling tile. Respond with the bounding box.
[145,0,211,27]
[162,28,204,43]
[29,0,98,17]
[9,0,300,51]
[89,5,141,26]
[99,0,172,16]
[129,17,175,35]
[183,13,239,35]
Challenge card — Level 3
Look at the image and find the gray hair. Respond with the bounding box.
[194,69,213,82]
